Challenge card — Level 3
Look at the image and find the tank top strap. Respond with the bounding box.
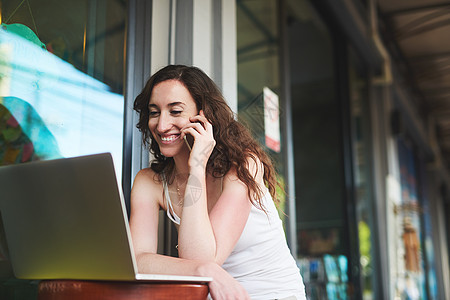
[162,175,181,225]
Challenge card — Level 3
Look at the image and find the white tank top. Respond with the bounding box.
[163,181,306,300]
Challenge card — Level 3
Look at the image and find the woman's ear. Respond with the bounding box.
[199,109,213,124]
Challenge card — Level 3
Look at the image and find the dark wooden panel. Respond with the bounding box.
[38,280,209,300]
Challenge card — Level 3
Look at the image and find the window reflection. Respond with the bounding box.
[0,29,123,174]
[0,0,126,177]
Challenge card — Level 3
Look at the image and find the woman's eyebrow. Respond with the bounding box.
[148,101,185,108]
[168,101,185,107]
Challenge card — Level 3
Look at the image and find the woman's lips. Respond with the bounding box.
[159,134,181,144]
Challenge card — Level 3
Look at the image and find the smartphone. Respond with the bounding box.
[184,134,194,151]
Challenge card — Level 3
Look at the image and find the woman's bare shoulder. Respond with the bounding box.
[134,167,161,184]
[131,168,164,207]
[223,154,264,188]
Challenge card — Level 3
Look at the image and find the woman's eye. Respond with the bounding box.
[171,110,182,115]
[149,111,160,117]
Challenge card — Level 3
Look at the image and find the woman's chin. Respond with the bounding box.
[159,146,185,158]
[160,149,176,158]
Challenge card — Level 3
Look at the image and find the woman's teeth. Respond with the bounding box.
[161,135,177,142]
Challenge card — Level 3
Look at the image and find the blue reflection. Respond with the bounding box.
[1,97,60,163]
[0,27,124,175]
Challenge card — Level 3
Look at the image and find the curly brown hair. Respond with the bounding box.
[133,65,280,206]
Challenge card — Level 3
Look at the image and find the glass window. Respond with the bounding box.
[0,0,127,294]
[286,0,350,299]
[0,0,126,177]
[396,138,429,299]
[418,159,439,299]
[236,0,287,214]
[348,46,377,299]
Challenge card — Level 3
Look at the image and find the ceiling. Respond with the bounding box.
[377,0,450,169]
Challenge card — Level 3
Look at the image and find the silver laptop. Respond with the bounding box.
[0,153,211,283]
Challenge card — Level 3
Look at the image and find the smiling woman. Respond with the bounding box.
[131,65,306,300]
[147,80,198,159]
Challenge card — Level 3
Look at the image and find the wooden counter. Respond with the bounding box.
[38,280,209,300]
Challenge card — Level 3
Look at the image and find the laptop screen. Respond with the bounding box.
[0,153,137,280]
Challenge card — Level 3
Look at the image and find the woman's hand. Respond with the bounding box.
[198,262,250,300]
[181,110,216,171]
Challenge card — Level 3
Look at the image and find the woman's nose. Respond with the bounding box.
[156,112,171,132]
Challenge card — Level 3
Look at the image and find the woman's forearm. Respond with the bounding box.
[177,167,217,261]
[136,251,205,276]
[136,252,250,299]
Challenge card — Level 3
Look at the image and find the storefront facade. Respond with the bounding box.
[1,0,449,299]
[236,1,450,299]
